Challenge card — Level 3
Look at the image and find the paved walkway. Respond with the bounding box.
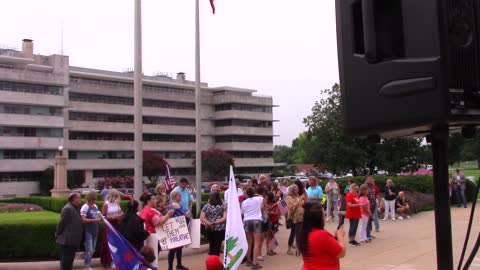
[1,203,479,270]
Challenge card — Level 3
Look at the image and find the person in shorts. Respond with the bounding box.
[241,187,264,269]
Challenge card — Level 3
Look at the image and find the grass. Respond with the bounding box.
[0,211,59,225]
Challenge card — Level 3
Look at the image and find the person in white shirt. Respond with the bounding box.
[241,187,264,269]
[224,179,244,203]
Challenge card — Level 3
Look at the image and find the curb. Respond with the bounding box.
[0,244,210,270]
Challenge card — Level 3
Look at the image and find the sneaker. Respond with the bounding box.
[392,218,396,221]
[383,218,387,221]
[398,216,404,220]
[349,241,360,247]
[369,235,376,240]
[406,215,411,219]
[375,228,380,232]
[360,239,371,243]
[251,263,263,269]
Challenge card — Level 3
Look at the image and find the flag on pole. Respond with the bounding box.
[209,0,215,14]
[102,217,153,270]
[224,166,247,270]
[277,199,289,216]
[164,165,176,192]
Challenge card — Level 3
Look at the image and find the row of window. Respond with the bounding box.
[228,151,273,158]
[68,151,195,159]
[0,172,43,182]
[0,103,63,116]
[0,126,63,137]
[215,119,273,128]
[71,77,194,96]
[215,103,272,113]
[69,92,195,110]
[0,150,56,159]
[69,112,196,126]
[0,80,63,95]
[215,135,273,143]
[69,131,196,142]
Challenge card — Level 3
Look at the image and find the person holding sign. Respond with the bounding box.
[167,189,191,270]
[139,192,174,269]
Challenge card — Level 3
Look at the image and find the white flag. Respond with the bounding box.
[223,166,248,270]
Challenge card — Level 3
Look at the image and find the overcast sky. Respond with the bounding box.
[1,0,339,146]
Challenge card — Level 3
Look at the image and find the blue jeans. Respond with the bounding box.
[373,206,379,230]
[348,218,359,239]
[456,188,467,207]
[84,230,98,267]
[288,222,301,247]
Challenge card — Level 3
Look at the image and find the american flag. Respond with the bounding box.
[277,199,289,215]
[164,165,176,192]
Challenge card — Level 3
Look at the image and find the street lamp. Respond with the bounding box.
[58,145,64,156]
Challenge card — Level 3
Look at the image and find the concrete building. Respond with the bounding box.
[0,40,275,198]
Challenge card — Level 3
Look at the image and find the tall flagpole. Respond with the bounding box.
[195,0,202,216]
[133,0,143,202]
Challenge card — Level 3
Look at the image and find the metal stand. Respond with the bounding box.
[431,124,454,270]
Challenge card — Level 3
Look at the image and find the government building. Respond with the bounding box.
[0,39,275,198]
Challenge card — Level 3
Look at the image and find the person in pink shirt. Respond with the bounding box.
[358,184,371,243]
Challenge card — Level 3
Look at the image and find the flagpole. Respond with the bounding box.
[194,0,202,217]
[133,0,143,202]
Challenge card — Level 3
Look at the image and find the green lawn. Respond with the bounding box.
[0,211,59,225]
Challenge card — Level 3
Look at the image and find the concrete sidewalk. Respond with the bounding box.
[1,202,480,270]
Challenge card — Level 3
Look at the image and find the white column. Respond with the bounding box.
[194,0,202,216]
[134,0,144,201]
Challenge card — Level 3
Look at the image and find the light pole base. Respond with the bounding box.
[50,188,70,198]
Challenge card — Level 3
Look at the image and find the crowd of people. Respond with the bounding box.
[57,170,459,270]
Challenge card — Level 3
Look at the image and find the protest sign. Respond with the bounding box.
[156,216,192,250]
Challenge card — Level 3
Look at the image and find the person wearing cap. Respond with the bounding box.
[173,178,192,213]
[55,192,83,270]
[205,255,223,270]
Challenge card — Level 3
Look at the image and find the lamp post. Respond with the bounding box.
[51,145,69,197]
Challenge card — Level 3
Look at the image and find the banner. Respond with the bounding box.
[156,216,192,250]
[223,166,248,270]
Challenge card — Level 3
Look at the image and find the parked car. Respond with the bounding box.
[71,188,99,196]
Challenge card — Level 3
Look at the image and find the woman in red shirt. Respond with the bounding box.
[345,184,362,246]
[139,192,174,269]
[297,202,346,270]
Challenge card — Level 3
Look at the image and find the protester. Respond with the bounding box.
[167,189,191,270]
[211,184,221,193]
[295,179,309,204]
[266,192,280,256]
[224,178,243,203]
[306,176,323,204]
[120,200,149,251]
[205,255,224,270]
[345,184,361,247]
[101,189,124,268]
[80,191,102,270]
[344,179,354,194]
[271,181,284,201]
[364,176,377,240]
[139,192,174,269]
[241,186,264,269]
[383,179,397,221]
[201,192,227,256]
[325,176,340,222]
[358,184,372,243]
[286,184,305,256]
[173,178,193,213]
[454,168,467,208]
[101,183,109,202]
[258,174,271,192]
[55,192,83,270]
[372,178,381,232]
[396,191,411,219]
[155,183,170,215]
[297,202,346,270]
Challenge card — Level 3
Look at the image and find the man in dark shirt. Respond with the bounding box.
[365,176,376,240]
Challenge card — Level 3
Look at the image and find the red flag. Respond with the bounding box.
[209,0,215,14]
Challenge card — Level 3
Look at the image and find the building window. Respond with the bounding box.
[0,126,62,137]
[69,112,133,123]
[0,81,63,95]
[69,131,195,142]
[227,151,273,158]
[69,92,195,110]
[0,104,62,116]
[143,116,195,126]
[0,150,56,159]
[92,169,134,178]
[0,171,43,182]
[69,151,134,159]
[215,119,273,128]
[153,151,195,159]
[215,135,273,143]
[215,103,272,113]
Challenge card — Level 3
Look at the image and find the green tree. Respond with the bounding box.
[376,138,423,174]
[448,134,465,166]
[273,145,294,163]
[303,83,369,175]
[462,135,480,168]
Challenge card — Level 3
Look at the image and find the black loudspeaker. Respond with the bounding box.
[336,0,480,138]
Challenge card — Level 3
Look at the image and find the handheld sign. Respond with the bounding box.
[156,216,192,250]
